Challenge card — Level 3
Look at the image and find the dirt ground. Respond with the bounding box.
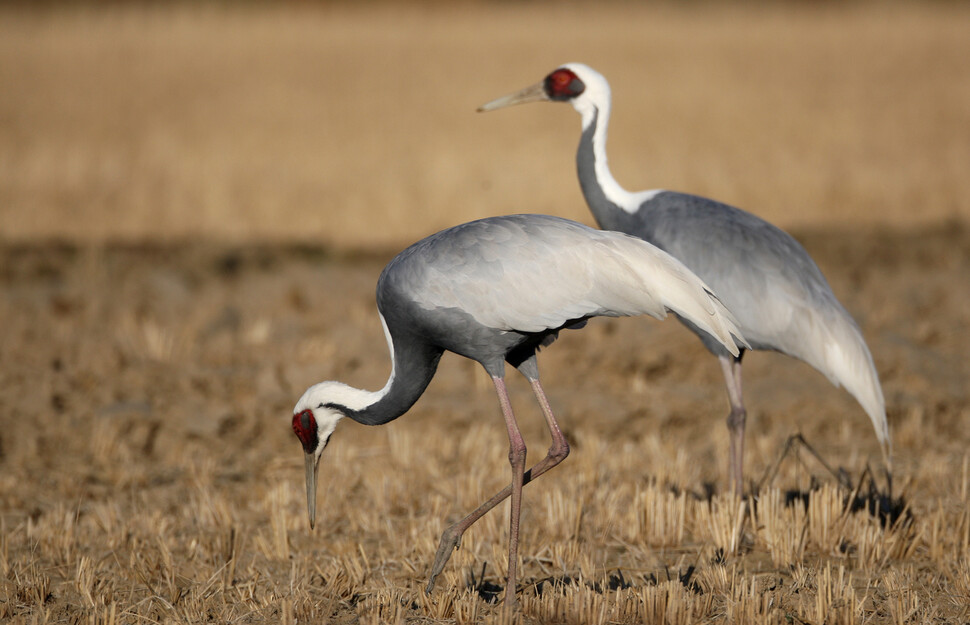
[2,225,969,623]
[2,3,970,624]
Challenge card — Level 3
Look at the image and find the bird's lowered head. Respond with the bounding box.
[291,381,367,529]
[478,62,611,128]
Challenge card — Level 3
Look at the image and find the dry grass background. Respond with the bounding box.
[2,2,970,624]
[2,2,969,246]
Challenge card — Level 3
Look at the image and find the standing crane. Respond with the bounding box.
[479,63,891,496]
[292,214,746,606]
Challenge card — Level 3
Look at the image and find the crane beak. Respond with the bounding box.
[477,81,548,112]
[303,451,320,529]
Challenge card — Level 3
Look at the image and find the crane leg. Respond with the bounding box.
[426,377,570,600]
[496,376,527,607]
[719,355,746,496]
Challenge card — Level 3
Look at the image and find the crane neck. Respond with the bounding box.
[307,314,443,427]
[575,104,660,223]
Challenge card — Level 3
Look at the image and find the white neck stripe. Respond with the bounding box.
[564,63,665,215]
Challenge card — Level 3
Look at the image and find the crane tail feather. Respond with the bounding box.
[609,235,748,358]
[820,319,891,459]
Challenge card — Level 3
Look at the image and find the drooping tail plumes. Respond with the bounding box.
[815,312,891,472]
[598,233,749,358]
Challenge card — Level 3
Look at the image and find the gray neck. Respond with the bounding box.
[576,110,638,232]
[338,334,443,426]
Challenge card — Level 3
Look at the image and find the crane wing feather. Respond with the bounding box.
[383,215,745,356]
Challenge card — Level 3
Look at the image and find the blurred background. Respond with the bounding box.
[2,1,968,251]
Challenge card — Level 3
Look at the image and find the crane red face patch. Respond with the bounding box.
[292,409,319,454]
[544,68,585,101]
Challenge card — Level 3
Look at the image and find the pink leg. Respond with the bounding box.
[495,376,526,606]
[426,377,570,602]
[719,355,746,496]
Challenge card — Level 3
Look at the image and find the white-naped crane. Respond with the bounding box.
[479,63,891,496]
[292,214,747,607]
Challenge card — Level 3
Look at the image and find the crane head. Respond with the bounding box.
[478,64,611,130]
[292,387,346,530]
[478,63,610,113]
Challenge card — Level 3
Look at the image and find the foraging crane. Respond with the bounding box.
[292,214,746,606]
[479,63,891,495]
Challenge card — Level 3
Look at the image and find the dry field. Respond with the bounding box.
[2,2,970,624]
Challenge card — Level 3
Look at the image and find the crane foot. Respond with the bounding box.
[425,525,463,594]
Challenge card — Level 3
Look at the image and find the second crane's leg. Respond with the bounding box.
[426,376,570,595]
[720,354,746,496]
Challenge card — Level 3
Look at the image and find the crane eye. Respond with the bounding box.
[544,68,584,101]
[292,409,319,454]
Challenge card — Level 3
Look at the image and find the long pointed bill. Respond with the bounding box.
[304,452,319,529]
[477,81,548,112]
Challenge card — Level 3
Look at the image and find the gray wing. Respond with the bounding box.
[637,193,887,447]
[381,214,745,355]
[638,194,846,349]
